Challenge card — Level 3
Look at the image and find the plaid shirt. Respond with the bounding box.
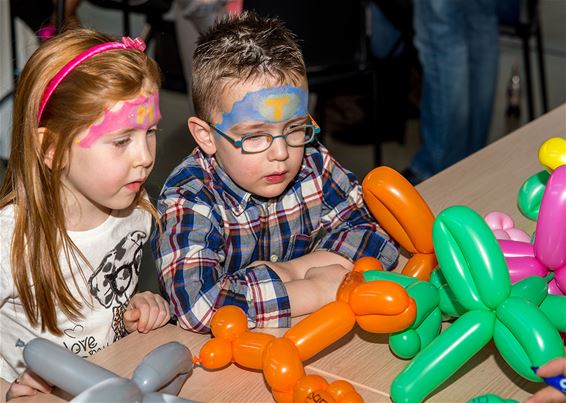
[151,141,399,333]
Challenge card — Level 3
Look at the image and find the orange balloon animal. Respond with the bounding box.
[362,166,437,280]
[196,265,417,403]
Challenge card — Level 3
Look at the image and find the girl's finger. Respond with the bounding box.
[20,370,52,393]
[7,382,38,400]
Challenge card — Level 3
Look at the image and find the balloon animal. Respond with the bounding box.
[389,206,565,402]
[23,338,196,402]
[518,137,566,220]
[347,261,443,361]
[469,394,518,403]
[196,266,419,403]
[22,269,418,403]
[362,166,437,281]
[484,211,530,242]
[499,165,566,295]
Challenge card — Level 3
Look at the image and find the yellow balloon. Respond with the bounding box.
[538,137,566,171]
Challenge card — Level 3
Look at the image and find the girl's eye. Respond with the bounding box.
[147,127,159,136]
[113,137,131,148]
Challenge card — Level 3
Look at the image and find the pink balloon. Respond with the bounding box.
[554,264,566,294]
[535,166,566,269]
[548,279,563,295]
[485,211,514,230]
[506,229,531,243]
[493,229,511,240]
[498,240,564,295]
[498,240,535,258]
[485,212,530,242]
[506,256,548,283]
[494,167,566,296]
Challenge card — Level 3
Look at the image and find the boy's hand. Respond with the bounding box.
[305,265,350,307]
[124,291,170,334]
[285,264,350,316]
[250,251,353,283]
[6,369,52,401]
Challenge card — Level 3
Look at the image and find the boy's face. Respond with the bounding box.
[210,78,310,199]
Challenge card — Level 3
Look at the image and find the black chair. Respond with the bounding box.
[499,0,548,121]
[243,0,383,166]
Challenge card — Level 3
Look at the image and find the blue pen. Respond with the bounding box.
[532,366,566,394]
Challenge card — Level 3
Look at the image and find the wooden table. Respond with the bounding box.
[5,104,565,402]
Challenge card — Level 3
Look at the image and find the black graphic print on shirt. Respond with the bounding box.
[61,324,104,356]
[88,230,146,339]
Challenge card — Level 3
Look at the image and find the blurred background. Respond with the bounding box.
[2,0,566,187]
[1,0,565,290]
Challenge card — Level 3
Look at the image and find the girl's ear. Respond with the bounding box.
[188,117,217,155]
[37,127,56,169]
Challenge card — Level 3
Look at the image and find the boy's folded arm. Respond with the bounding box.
[161,260,292,333]
[316,152,400,269]
[249,250,353,282]
[153,198,291,333]
[317,219,400,270]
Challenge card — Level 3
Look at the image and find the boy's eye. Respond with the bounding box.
[147,127,159,136]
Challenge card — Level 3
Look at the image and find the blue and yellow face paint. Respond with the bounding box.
[216,85,308,132]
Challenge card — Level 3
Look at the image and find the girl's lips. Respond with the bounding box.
[265,172,287,184]
[126,181,143,192]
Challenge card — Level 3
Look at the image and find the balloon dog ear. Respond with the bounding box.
[362,166,436,280]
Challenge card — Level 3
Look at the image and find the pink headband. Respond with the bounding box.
[38,36,146,124]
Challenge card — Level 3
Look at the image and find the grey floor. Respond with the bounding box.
[1,1,565,292]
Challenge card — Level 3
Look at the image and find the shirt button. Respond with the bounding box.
[270,255,279,263]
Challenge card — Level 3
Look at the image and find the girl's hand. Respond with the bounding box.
[6,369,52,401]
[124,291,170,334]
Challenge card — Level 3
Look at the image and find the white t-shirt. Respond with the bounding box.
[0,204,152,382]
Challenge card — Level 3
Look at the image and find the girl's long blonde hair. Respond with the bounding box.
[0,29,161,335]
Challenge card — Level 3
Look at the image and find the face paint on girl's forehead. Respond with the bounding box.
[77,93,161,148]
[216,85,308,132]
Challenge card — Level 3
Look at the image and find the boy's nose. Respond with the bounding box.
[267,136,289,160]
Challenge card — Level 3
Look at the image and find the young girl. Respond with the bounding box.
[0,29,170,400]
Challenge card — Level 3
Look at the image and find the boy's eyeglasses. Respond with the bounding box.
[208,116,320,154]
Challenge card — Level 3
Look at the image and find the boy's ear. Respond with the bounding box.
[37,127,55,169]
[188,117,217,155]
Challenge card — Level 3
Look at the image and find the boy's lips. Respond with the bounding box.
[265,171,287,184]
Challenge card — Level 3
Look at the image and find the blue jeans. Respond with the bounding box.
[370,3,405,59]
[410,0,499,180]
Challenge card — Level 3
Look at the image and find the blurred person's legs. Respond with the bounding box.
[173,0,226,115]
[407,0,498,183]
[370,2,405,59]
[467,0,498,153]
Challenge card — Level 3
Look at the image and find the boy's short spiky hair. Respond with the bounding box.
[192,11,307,122]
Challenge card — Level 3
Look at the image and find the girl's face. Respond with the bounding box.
[210,78,309,199]
[61,91,160,228]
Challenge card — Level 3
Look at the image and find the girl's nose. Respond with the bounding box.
[134,136,154,168]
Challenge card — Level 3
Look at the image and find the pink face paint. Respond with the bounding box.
[78,93,161,148]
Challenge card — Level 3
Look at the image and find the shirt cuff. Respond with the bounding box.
[244,264,291,328]
[319,228,400,270]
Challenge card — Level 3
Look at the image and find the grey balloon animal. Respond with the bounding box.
[23,338,199,402]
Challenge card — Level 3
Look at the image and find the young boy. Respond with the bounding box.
[152,12,399,333]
